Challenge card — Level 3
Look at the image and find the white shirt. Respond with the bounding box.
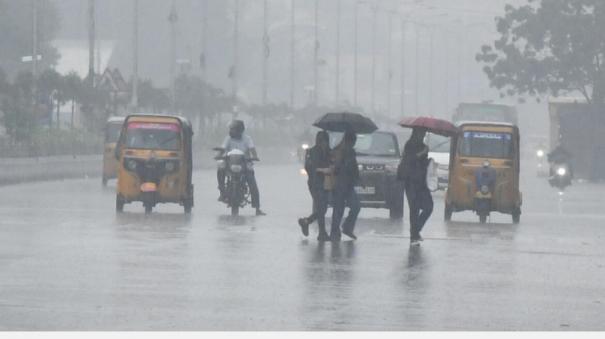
[222,135,255,155]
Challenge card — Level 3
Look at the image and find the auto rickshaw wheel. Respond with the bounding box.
[116,195,124,213]
[444,204,453,221]
[512,210,521,224]
[144,203,153,214]
[479,214,487,224]
[102,177,108,187]
[183,200,193,214]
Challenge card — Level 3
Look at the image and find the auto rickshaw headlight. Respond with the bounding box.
[480,184,490,194]
[126,159,137,171]
[301,143,310,150]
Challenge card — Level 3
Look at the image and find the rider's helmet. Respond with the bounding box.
[229,120,245,139]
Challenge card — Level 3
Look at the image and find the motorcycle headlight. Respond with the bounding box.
[537,149,545,158]
[557,167,567,176]
[217,159,226,169]
[126,159,137,171]
[480,184,490,194]
[301,143,310,150]
[230,164,243,173]
[358,164,364,171]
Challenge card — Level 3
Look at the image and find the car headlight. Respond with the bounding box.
[385,163,398,173]
[301,143,310,150]
[230,164,243,173]
[126,159,137,171]
[480,184,490,194]
[536,149,545,158]
[557,167,567,176]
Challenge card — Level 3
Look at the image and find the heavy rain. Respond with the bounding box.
[0,0,604,333]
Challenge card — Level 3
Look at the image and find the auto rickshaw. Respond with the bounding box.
[102,117,126,186]
[444,122,522,224]
[114,114,194,214]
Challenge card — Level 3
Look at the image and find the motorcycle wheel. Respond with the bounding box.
[231,205,239,216]
[512,211,521,224]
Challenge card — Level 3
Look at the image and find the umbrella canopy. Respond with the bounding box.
[398,116,458,137]
[313,112,378,134]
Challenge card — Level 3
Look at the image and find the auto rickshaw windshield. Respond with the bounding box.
[105,123,122,143]
[125,122,181,151]
[459,131,513,159]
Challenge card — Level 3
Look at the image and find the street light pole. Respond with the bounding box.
[131,0,139,110]
[168,1,178,111]
[400,19,406,116]
[290,0,295,110]
[335,0,341,104]
[371,4,377,116]
[353,1,358,107]
[88,0,95,87]
[262,0,269,105]
[313,0,319,106]
[386,11,393,118]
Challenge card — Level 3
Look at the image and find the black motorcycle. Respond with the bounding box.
[549,161,572,191]
[216,148,257,216]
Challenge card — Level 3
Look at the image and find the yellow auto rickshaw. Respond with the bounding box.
[102,116,126,186]
[114,114,194,214]
[445,122,522,224]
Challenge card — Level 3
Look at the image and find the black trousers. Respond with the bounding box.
[218,169,260,209]
[306,186,329,233]
[405,181,433,239]
[331,185,361,237]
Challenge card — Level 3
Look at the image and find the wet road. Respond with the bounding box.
[1,162,604,330]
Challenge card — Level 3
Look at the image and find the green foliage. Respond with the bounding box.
[477,0,605,106]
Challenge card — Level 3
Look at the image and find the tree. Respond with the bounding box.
[477,0,605,109]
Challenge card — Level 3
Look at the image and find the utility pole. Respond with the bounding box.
[353,1,359,107]
[428,26,434,116]
[313,0,319,106]
[335,0,341,104]
[386,11,393,118]
[262,0,269,105]
[88,0,95,87]
[289,0,295,110]
[370,4,377,116]
[131,0,139,110]
[32,0,38,107]
[414,24,420,114]
[400,19,406,116]
[168,1,178,111]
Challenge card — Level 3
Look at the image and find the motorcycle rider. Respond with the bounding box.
[548,144,573,181]
[217,120,266,216]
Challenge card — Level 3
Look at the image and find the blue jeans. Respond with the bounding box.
[330,186,361,237]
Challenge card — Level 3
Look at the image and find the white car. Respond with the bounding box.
[426,133,451,190]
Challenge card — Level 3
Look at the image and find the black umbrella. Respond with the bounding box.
[312,112,378,134]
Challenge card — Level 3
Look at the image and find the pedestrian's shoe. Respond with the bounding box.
[298,218,310,237]
[256,208,267,216]
[410,239,421,246]
[418,235,424,242]
[330,232,341,242]
[317,232,330,242]
[342,229,357,240]
[218,191,227,202]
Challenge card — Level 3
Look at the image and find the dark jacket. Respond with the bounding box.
[398,139,429,187]
[305,145,331,191]
[333,145,360,191]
